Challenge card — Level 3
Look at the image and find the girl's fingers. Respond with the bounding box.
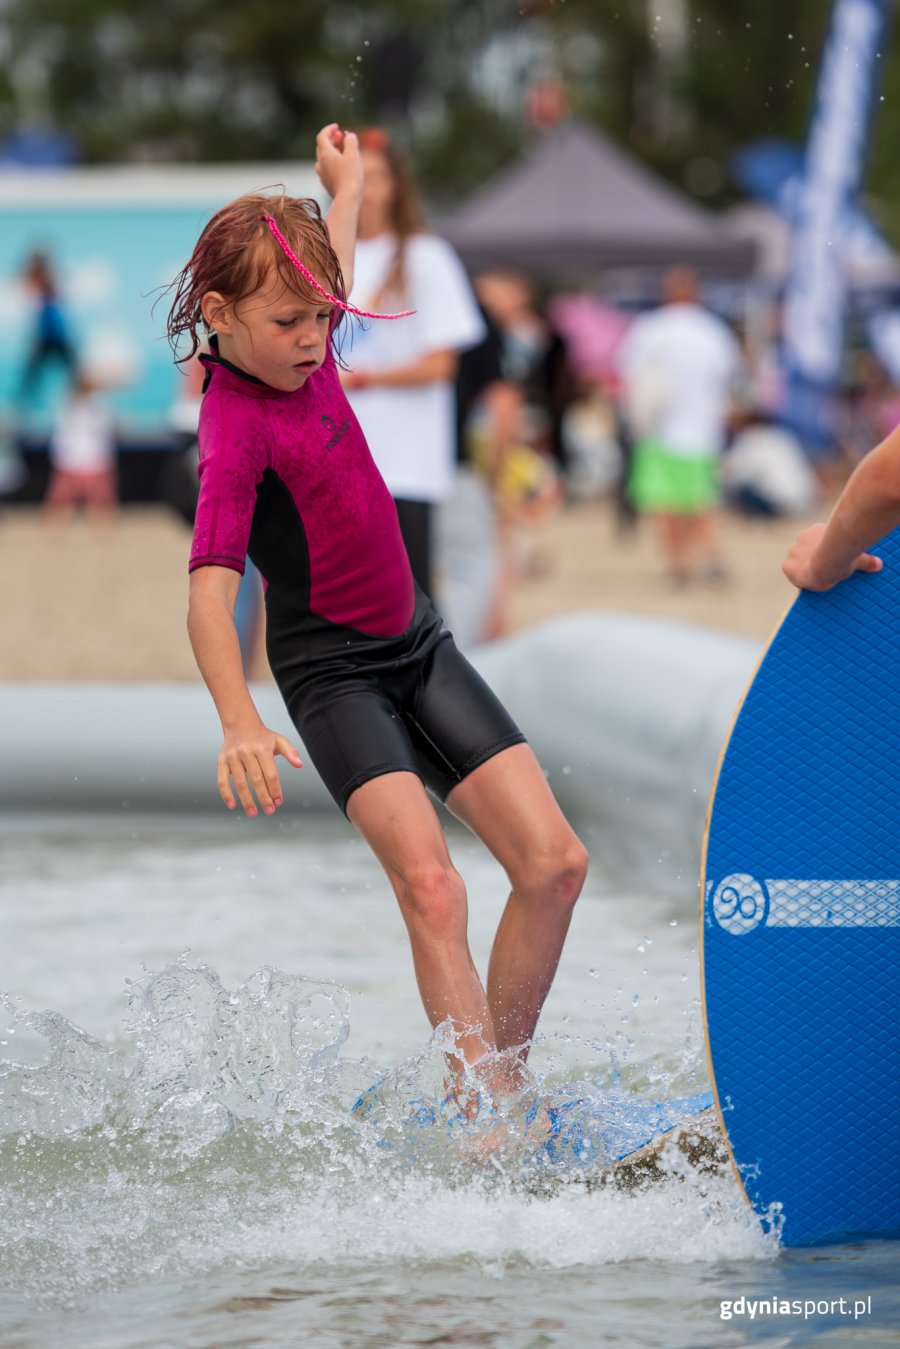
[226,756,260,817]
[217,761,237,811]
[218,734,301,816]
[259,758,283,811]
[855,554,883,574]
[274,735,303,768]
[244,756,276,814]
[260,739,302,812]
[317,123,341,153]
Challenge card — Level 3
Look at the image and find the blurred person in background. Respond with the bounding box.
[474,267,575,478]
[472,268,569,587]
[721,410,818,520]
[437,300,522,646]
[342,128,485,599]
[19,250,78,403]
[43,369,118,522]
[617,266,742,587]
[160,349,207,528]
[546,293,634,528]
[840,350,900,465]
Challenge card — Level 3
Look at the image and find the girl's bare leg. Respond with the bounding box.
[446,743,588,1060]
[347,770,497,1074]
[348,748,587,1109]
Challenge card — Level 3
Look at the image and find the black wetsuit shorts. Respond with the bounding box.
[266,588,526,815]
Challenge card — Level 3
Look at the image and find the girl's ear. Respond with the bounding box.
[201,290,233,333]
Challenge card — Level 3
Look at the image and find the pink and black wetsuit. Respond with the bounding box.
[189,338,524,814]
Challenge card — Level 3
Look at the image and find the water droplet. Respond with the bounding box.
[588,968,601,979]
[669,918,678,927]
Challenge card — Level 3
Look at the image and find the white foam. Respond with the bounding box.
[0,957,776,1307]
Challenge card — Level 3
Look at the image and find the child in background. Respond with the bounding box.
[43,370,118,521]
[172,125,588,1118]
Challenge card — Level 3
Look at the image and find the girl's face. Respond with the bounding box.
[202,271,333,392]
[359,149,396,232]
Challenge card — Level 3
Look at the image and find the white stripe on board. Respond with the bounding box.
[706,875,900,935]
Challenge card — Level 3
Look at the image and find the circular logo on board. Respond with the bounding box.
[710,874,769,935]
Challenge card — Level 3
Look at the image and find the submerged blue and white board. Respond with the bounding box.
[702,526,900,1246]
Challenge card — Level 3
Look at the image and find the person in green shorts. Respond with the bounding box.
[618,268,742,586]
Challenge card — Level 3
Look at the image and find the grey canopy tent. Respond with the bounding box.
[443,121,755,278]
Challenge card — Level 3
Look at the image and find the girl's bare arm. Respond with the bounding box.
[187,566,302,814]
[315,124,363,294]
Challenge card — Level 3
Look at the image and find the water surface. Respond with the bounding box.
[1,815,896,1347]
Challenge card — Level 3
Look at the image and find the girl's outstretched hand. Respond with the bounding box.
[217,718,303,817]
[315,122,362,201]
[782,522,883,592]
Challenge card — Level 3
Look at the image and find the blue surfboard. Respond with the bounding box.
[353,1080,715,1174]
[702,525,900,1246]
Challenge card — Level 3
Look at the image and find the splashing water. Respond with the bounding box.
[0,957,774,1311]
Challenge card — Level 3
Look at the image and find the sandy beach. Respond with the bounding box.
[0,498,814,682]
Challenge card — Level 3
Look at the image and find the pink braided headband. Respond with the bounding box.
[262,214,414,320]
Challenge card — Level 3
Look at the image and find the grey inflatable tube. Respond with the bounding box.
[0,614,758,870]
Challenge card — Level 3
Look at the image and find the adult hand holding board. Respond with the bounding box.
[782,424,900,591]
[702,424,900,1247]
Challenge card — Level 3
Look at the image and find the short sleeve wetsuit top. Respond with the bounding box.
[189,332,524,816]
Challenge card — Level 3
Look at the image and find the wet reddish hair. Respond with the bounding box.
[166,191,345,362]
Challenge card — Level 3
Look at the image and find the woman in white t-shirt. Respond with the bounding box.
[342,128,484,596]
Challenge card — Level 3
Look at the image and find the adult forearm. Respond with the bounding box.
[187,592,263,731]
[346,349,458,390]
[816,431,900,580]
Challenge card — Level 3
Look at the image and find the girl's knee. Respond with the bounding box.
[554,838,590,906]
[397,861,467,937]
[517,835,589,910]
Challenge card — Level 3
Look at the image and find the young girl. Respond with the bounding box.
[171,124,588,1110]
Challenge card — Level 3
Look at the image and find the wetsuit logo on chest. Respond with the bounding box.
[321,413,351,450]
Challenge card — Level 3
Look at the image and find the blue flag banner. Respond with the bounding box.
[781,0,889,453]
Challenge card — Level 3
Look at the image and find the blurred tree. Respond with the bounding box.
[0,0,898,237]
